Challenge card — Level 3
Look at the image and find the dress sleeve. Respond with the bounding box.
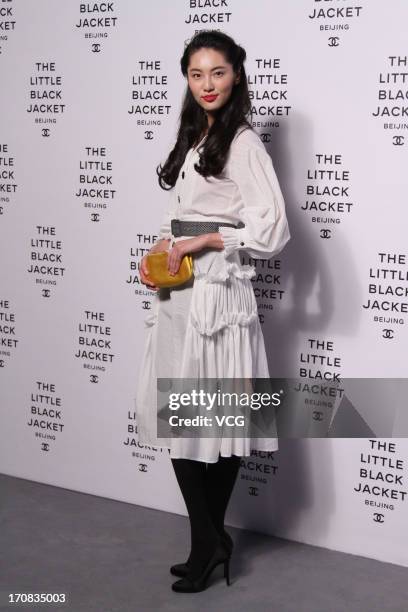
[219,143,291,260]
[157,189,177,240]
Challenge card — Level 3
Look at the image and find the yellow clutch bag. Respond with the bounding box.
[145,251,193,288]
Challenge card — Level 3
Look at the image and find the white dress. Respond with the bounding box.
[134,127,291,463]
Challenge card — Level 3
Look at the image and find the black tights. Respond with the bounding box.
[170,453,241,580]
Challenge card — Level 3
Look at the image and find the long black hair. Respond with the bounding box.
[157,30,252,190]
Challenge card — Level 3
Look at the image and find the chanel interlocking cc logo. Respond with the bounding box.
[42,128,51,137]
[41,443,50,452]
[139,463,148,472]
[92,43,101,53]
[260,133,271,143]
[320,229,331,239]
[258,313,264,324]
[328,37,340,47]
[0,360,4,368]
[91,213,100,222]
[142,300,151,311]
[144,131,153,140]
[312,410,324,421]
[248,486,259,497]
[90,375,98,383]
[42,289,51,298]
[373,513,385,523]
[393,135,404,146]
[382,329,394,339]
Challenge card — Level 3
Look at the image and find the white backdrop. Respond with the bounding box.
[1,0,408,568]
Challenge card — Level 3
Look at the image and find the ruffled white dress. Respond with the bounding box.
[134,127,291,462]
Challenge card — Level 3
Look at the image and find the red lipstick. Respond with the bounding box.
[202,94,218,102]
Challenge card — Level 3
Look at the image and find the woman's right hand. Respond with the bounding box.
[139,255,159,291]
[139,238,171,291]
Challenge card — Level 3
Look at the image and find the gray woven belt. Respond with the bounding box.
[171,218,244,237]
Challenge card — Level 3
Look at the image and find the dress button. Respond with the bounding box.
[181,171,185,179]
[240,241,245,246]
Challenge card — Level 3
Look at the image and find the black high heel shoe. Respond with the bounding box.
[170,529,233,578]
[171,538,231,593]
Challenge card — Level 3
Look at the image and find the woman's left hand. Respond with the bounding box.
[167,234,210,275]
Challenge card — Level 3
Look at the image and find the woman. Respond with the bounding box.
[135,30,290,593]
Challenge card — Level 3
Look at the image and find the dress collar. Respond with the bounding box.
[192,134,208,151]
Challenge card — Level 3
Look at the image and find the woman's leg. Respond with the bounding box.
[205,454,241,536]
[170,457,220,579]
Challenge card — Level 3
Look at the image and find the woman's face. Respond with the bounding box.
[187,47,240,122]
